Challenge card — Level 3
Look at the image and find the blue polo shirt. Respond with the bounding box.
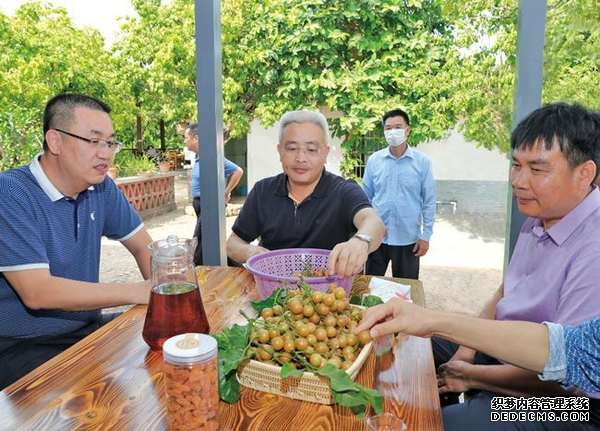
[191,157,240,198]
[0,154,143,338]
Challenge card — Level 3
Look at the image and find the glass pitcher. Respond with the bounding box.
[142,234,210,350]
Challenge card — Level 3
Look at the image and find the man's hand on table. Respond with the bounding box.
[328,236,369,277]
[437,360,476,394]
[448,345,476,364]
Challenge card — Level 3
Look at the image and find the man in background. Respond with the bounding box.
[184,123,243,266]
[362,108,435,279]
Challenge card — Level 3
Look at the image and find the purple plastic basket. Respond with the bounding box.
[245,248,353,298]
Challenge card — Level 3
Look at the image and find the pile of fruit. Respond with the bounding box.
[215,281,383,416]
[247,283,371,370]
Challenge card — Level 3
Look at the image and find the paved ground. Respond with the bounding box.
[100,173,503,315]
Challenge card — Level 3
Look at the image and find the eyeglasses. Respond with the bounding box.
[53,128,123,153]
[282,143,323,157]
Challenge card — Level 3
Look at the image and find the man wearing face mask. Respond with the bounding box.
[362,108,435,279]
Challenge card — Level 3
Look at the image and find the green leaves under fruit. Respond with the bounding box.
[314,364,384,418]
[219,283,385,417]
[350,295,384,308]
[215,323,251,403]
[280,363,303,379]
[279,362,384,418]
[251,288,286,313]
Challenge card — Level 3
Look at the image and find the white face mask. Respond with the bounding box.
[384,128,406,147]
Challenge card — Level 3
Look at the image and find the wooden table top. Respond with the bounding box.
[0,267,442,430]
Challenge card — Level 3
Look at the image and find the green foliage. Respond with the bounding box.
[112,0,196,150]
[350,295,384,308]
[280,362,304,378]
[279,362,383,417]
[0,2,120,170]
[223,0,458,152]
[251,288,287,314]
[444,0,599,152]
[113,151,156,177]
[214,323,252,403]
[314,364,383,418]
[1,0,598,173]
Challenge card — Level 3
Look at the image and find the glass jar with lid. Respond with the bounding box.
[163,333,219,431]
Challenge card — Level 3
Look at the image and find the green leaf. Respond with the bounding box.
[251,287,286,313]
[215,323,250,403]
[350,295,384,308]
[361,295,384,308]
[314,364,384,417]
[280,363,303,379]
[218,361,242,403]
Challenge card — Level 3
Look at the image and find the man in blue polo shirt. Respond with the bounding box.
[0,93,153,389]
[184,123,244,265]
[226,110,386,277]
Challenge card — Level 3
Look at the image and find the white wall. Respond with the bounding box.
[247,120,280,191]
[246,119,344,191]
[418,129,510,182]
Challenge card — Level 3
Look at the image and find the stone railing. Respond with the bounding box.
[115,173,176,219]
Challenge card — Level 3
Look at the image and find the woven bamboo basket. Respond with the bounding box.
[237,339,373,405]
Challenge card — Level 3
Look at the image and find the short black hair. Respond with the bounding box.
[511,102,600,171]
[43,93,111,150]
[382,109,410,127]
[186,122,199,138]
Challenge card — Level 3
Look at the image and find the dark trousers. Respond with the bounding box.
[432,337,600,431]
[0,313,119,390]
[193,197,203,266]
[366,243,420,279]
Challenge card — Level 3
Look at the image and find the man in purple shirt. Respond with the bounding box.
[433,103,600,430]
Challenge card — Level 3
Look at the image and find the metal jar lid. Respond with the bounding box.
[162,333,217,365]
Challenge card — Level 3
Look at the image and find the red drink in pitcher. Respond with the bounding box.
[142,282,210,350]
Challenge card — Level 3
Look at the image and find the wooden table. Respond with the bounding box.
[0,267,442,430]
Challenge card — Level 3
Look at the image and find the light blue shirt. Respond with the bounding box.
[541,319,600,395]
[191,157,240,198]
[362,146,435,245]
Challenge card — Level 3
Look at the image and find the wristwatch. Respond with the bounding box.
[353,232,373,246]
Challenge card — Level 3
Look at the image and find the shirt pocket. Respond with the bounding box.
[392,168,420,192]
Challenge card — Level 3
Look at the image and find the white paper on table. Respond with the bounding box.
[368,277,412,302]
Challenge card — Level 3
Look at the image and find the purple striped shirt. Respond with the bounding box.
[497,187,600,325]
